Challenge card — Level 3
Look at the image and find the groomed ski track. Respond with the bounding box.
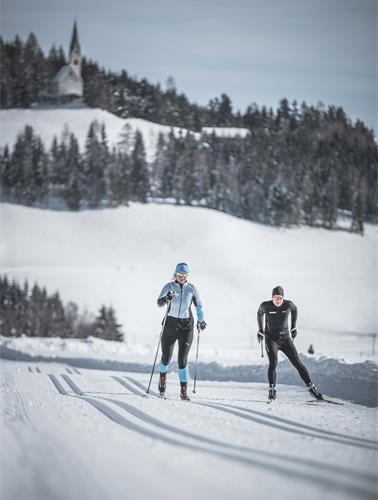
[1,360,377,500]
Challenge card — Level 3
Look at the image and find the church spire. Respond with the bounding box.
[69,20,81,77]
[69,20,80,55]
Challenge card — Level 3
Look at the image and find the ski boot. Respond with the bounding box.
[158,372,167,397]
[307,383,323,400]
[180,382,191,401]
[268,385,276,402]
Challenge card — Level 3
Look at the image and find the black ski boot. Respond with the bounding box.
[158,373,167,397]
[268,385,276,402]
[307,383,323,400]
[180,382,190,401]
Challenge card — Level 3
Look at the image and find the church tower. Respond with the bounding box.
[50,20,84,99]
[69,21,82,77]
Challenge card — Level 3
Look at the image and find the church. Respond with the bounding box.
[50,21,83,99]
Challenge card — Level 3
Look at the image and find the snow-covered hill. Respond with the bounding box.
[1,202,377,361]
[0,107,250,162]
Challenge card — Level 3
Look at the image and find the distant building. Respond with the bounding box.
[50,21,83,99]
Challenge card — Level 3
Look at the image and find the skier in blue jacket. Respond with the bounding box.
[157,263,206,400]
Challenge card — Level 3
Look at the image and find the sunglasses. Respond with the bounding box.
[176,273,188,278]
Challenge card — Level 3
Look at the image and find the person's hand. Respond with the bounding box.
[291,328,297,340]
[197,320,207,331]
[257,331,264,343]
[166,291,175,301]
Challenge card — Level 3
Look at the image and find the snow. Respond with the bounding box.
[202,126,250,138]
[1,202,377,364]
[1,350,377,500]
[1,335,376,407]
[0,107,250,162]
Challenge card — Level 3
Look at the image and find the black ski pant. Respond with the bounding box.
[161,317,193,369]
[265,335,311,386]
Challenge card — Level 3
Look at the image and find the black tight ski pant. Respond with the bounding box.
[265,336,311,386]
[161,320,193,369]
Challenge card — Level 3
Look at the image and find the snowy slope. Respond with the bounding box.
[1,202,377,362]
[1,357,377,500]
[0,107,249,162]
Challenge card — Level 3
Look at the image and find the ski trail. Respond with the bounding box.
[111,376,146,396]
[48,374,68,395]
[123,376,160,397]
[194,401,377,450]
[98,395,376,485]
[53,376,376,499]
[2,366,105,500]
[65,367,73,374]
[215,402,378,447]
[60,374,84,395]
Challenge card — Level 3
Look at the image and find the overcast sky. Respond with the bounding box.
[1,0,377,130]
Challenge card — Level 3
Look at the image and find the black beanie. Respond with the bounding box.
[272,286,284,297]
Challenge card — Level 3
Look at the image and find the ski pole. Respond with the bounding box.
[192,325,201,393]
[146,303,170,394]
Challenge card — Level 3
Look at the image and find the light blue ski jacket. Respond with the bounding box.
[157,281,204,321]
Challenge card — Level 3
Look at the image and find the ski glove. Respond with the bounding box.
[257,331,264,343]
[197,320,207,331]
[165,291,175,302]
[291,328,297,339]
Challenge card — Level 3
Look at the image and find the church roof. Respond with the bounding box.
[52,64,82,83]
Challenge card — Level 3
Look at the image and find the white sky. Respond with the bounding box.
[1,0,377,130]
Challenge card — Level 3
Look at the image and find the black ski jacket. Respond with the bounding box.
[257,299,297,337]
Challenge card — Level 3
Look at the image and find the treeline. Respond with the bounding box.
[0,33,241,129]
[0,275,124,341]
[1,106,376,232]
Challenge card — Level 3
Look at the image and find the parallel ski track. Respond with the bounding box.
[195,401,378,450]
[49,374,377,500]
[2,365,104,500]
[114,375,377,449]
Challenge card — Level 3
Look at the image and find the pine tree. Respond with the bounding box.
[65,133,82,210]
[108,151,130,206]
[93,305,124,341]
[320,170,339,229]
[351,185,365,235]
[130,130,150,202]
[84,121,106,208]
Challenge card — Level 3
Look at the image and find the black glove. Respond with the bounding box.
[166,291,175,301]
[291,328,297,340]
[257,331,264,343]
[197,320,207,331]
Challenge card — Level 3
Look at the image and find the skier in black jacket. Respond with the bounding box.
[257,286,323,402]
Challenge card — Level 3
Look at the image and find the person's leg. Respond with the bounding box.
[177,327,194,400]
[159,325,177,393]
[265,338,279,386]
[280,337,311,385]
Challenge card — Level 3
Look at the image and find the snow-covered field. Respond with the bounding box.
[1,353,377,500]
[1,198,377,500]
[1,202,377,362]
[0,107,250,162]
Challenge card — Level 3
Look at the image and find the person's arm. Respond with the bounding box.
[193,285,206,330]
[157,284,174,307]
[289,301,298,329]
[257,302,265,332]
[289,301,298,338]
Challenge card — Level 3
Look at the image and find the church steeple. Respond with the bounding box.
[69,20,81,77]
